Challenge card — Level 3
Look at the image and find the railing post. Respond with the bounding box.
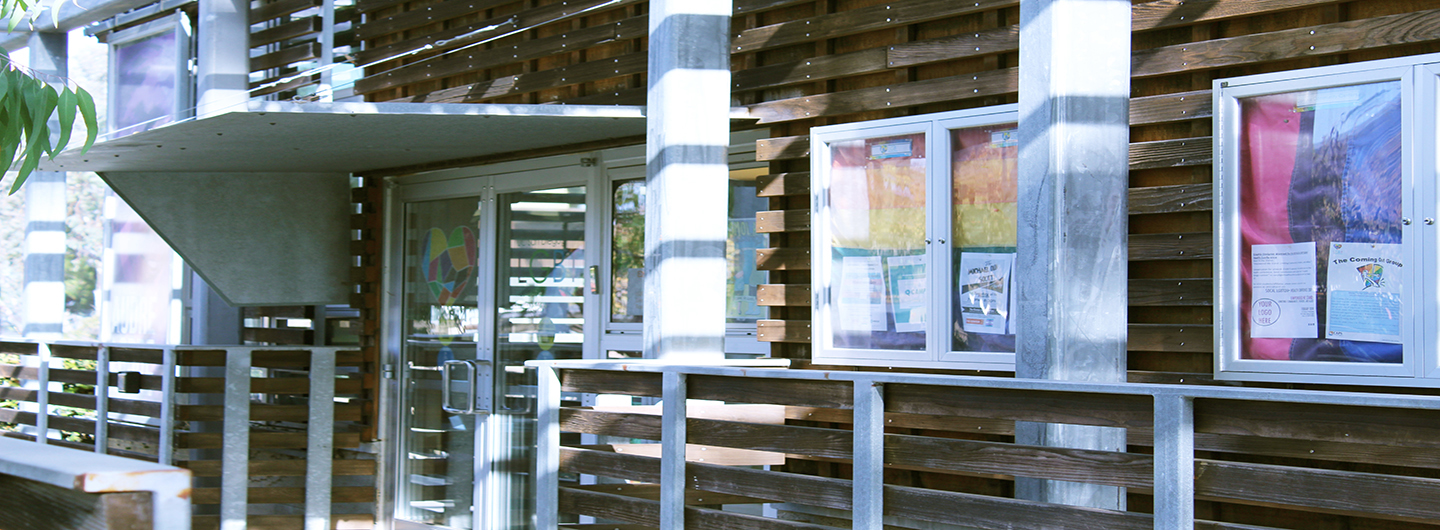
[853,378,884,530]
[159,347,177,465]
[222,347,252,530]
[306,348,336,530]
[94,345,109,454]
[660,370,688,529]
[535,364,561,529]
[35,342,51,444]
[1153,394,1194,530]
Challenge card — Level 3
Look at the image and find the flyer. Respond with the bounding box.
[1325,242,1403,344]
[838,256,887,332]
[1249,242,1319,339]
[958,252,1012,335]
[886,255,927,333]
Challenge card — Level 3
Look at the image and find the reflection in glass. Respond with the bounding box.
[1238,81,1403,362]
[113,31,178,136]
[397,197,480,529]
[826,133,927,351]
[950,124,1018,353]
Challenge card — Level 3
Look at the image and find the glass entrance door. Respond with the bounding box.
[390,174,590,530]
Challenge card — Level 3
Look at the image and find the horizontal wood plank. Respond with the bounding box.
[691,374,853,409]
[756,209,810,233]
[731,0,1018,54]
[253,0,322,22]
[749,68,1019,124]
[1129,183,1213,215]
[181,459,375,477]
[559,369,662,397]
[397,51,648,104]
[1129,232,1213,261]
[755,171,809,195]
[756,248,810,270]
[193,486,374,505]
[355,0,515,40]
[1195,459,1440,523]
[1130,90,1211,126]
[177,432,361,449]
[886,384,1153,429]
[1129,137,1212,170]
[1129,324,1214,352]
[1196,399,1440,449]
[1129,278,1213,306]
[755,138,809,162]
[887,484,1150,530]
[735,48,888,93]
[757,319,811,343]
[757,284,811,307]
[886,24,1018,68]
[1131,0,1344,32]
[177,403,363,422]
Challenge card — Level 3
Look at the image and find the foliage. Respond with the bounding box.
[0,11,98,195]
[63,246,94,314]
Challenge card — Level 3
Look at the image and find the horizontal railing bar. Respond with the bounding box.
[529,360,1440,410]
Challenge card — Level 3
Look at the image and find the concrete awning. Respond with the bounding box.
[34,101,728,307]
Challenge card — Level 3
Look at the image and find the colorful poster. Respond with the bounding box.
[958,252,1012,335]
[838,256,886,332]
[1249,242,1318,339]
[1325,242,1403,344]
[885,255,926,333]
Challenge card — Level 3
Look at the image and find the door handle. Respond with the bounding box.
[441,359,492,415]
[588,265,600,294]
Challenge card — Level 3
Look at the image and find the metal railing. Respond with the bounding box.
[529,359,1440,530]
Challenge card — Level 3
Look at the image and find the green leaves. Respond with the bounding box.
[0,49,97,194]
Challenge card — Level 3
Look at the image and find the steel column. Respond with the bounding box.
[853,379,885,529]
[535,365,562,529]
[306,348,336,530]
[94,345,109,454]
[221,348,252,530]
[196,0,249,117]
[660,371,689,528]
[1153,394,1195,529]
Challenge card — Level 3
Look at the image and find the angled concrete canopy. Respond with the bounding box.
[37,101,678,306]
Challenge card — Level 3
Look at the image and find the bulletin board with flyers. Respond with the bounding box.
[1216,54,1440,386]
[811,105,1019,369]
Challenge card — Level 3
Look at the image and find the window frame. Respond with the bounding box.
[1213,53,1440,386]
[810,105,1019,370]
[106,12,193,139]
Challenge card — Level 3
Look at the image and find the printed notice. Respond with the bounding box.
[1250,242,1319,338]
[838,256,887,332]
[958,252,1013,335]
[1325,242,1403,344]
[886,255,927,333]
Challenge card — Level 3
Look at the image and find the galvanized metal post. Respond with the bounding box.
[305,348,336,530]
[196,0,249,117]
[94,345,109,454]
[660,371,689,528]
[853,379,885,529]
[643,0,733,361]
[221,348,252,530]
[34,343,51,444]
[1014,0,1131,510]
[21,32,66,342]
[1153,394,1195,529]
[535,364,562,529]
[159,347,177,465]
[319,0,335,100]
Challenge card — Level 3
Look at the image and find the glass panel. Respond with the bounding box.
[1237,81,1404,362]
[493,185,587,528]
[113,30,178,137]
[826,133,927,351]
[396,197,481,529]
[609,175,770,325]
[950,124,1018,353]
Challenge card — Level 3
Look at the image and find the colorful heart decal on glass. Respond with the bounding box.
[424,226,477,305]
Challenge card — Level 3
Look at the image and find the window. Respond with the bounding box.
[107,13,192,138]
[811,106,1018,369]
[1215,53,1440,386]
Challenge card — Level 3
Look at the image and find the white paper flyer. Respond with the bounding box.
[1249,242,1318,338]
[886,255,926,333]
[1325,242,1403,344]
[838,256,887,332]
[958,252,1012,335]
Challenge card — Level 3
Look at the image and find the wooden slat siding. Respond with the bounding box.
[884,385,1153,429]
[0,388,163,418]
[1129,278,1213,306]
[756,248,810,270]
[0,410,161,444]
[886,433,1152,487]
[177,432,362,449]
[394,51,648,104]
[686,504,845,530]
[756,171,809,196]
[242,327,313,345]
[559,447,852,511]
[1131,0,1345,32]
[572,484,768,505]
[192,486,375,505]
[1133,9,1440,79]
[253,0,322,22]
[1196,399,1440,449]
[0,341,39,355]
[190,514,376,530]
[183,459,376,477]
[757,284,811,306]
[1131,90,1212,126]
[756,209,810,233]
[733,0,814,15]
[1130,183,1213,215]
[755,138,809,162]
[177,377,364,394]
[250,17,321,48]
[1194,460,1440,524]
[0,475,154,530]
[40,343,99,360]
[748,67,1020,124]
[559,487,661,527]
[1129,232,1213,261]
[34,345,163,364]
[356,13,648,95]
[1129,324,1213,352]
[178,403,364,422]
[559,369,662,397]
[561,408,853,459]
[355,0,408,15]
[690,374,853,409]
[731,0,1018,55]
[885,485,1151,530]
[884,24,1019,69]
[0,366,166,392]
[242,306,310,319]
[757,319,810,343]
[355,0,516,40]
[733,48,889,93]
[1129,137,1212,170]
[252,42,320,71]
[176,349,364,367]
[355,0,643,69]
